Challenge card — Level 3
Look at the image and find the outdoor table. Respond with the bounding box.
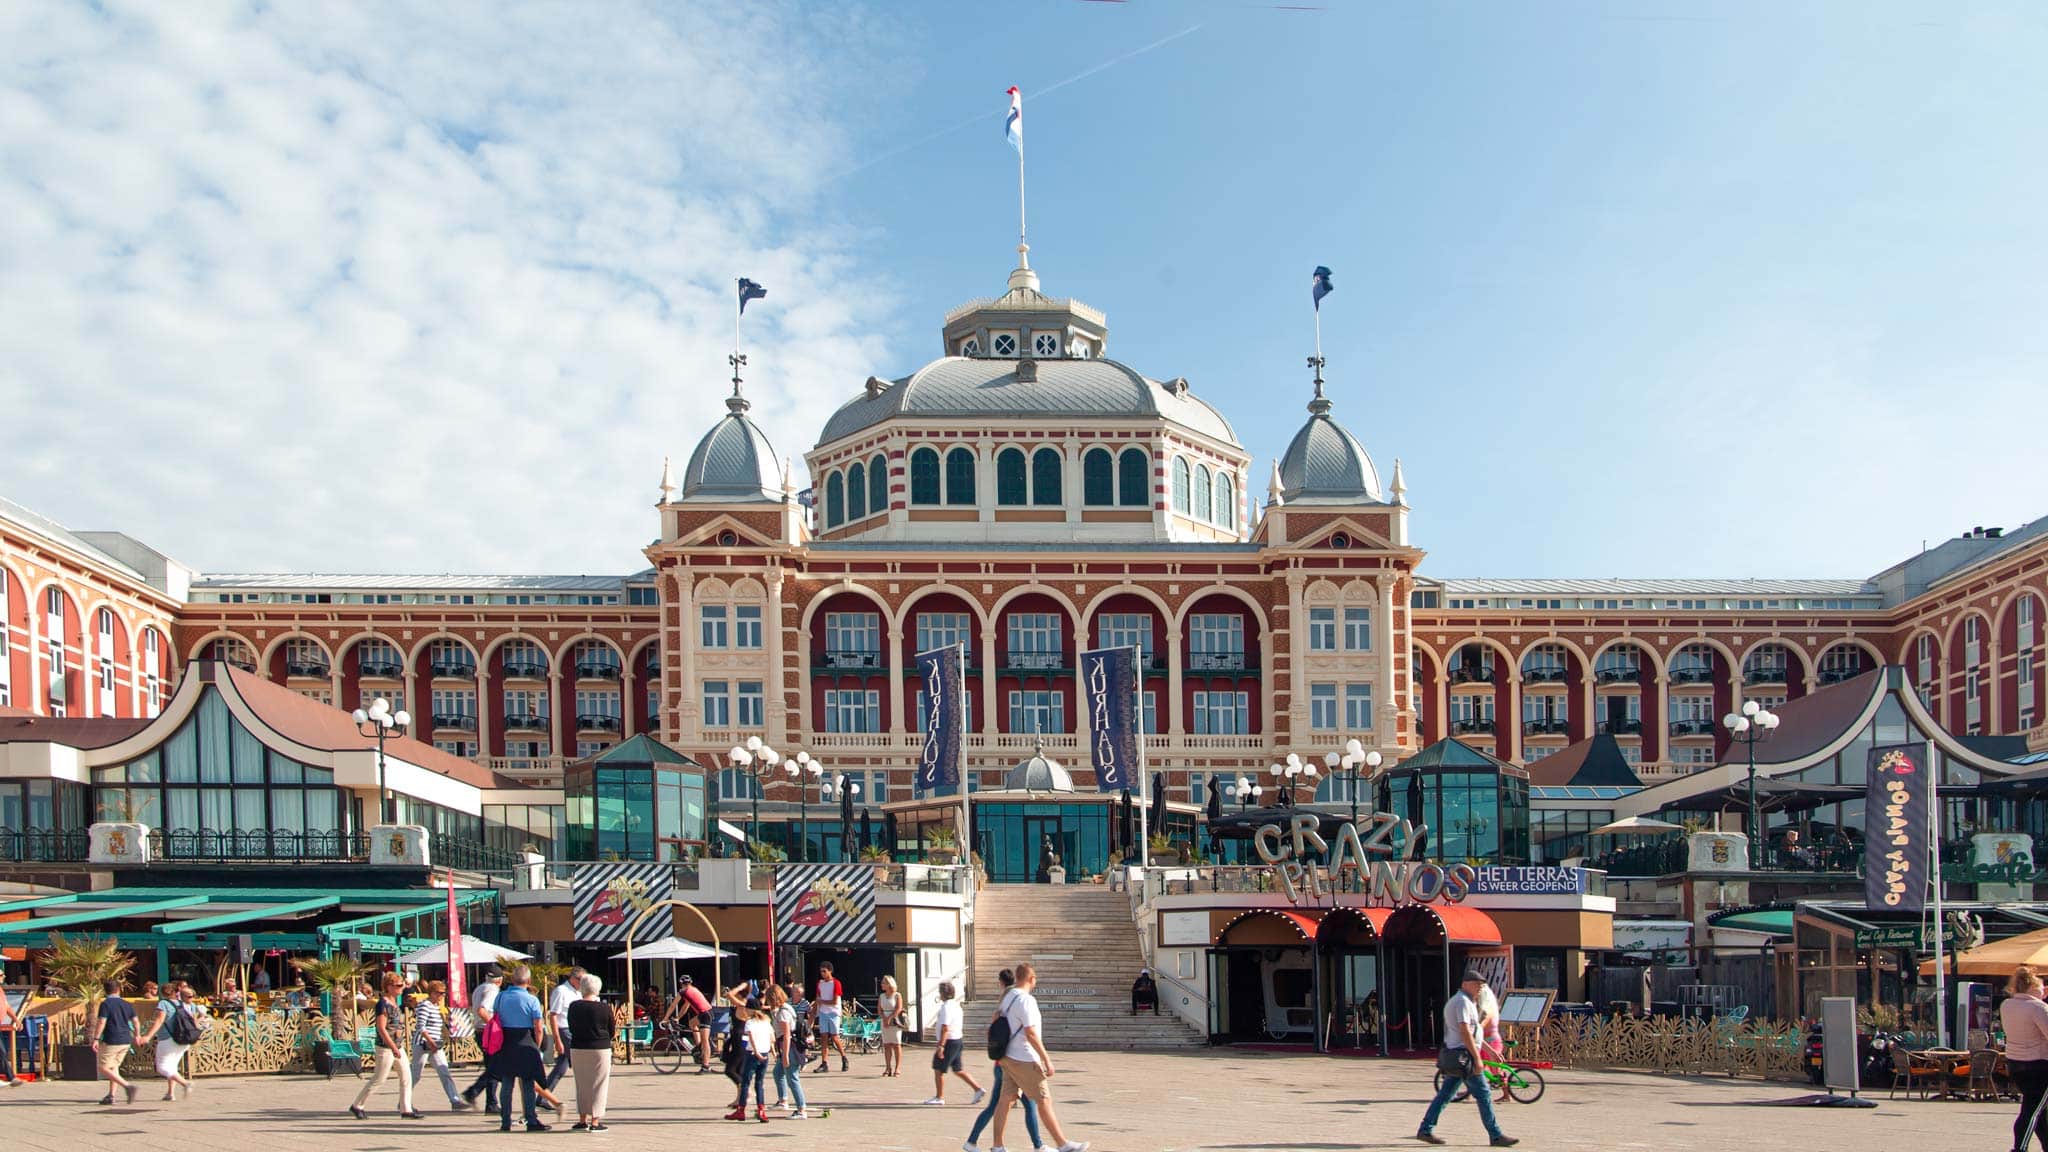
[1920,1048,1971,1099]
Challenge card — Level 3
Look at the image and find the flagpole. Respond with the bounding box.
[1929,740,1946,1045]
[1133,643,1149,869]
[958,641,971,869]
[1017,100,1027,250]
[732,281,743,394]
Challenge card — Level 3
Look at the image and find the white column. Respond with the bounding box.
[1064,438,1083,524]
[887,627,907,735]
[1377,576,1397,748]
[1285,569,1306,740]
[765,569,786,745]
[980,625,1000,735]
[621,664,637,739]
[676,575,697,744]
[1165,628,1185,738]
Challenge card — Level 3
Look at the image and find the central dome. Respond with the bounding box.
[681,392,783,503]
[1278,388,1381,503]
[818,357,1238,448]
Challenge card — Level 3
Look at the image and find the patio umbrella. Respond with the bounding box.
[839,780,856,861]
[1119,789,1135,855]
[860,806,874,855]
[1918,926,2048,977]
[1148,771,1166,845]
[396,936,531,967]
[884,810,900,858]
[608,936,736,962]
[1594,816,1686,836]
[1660,779,1858,814]
[1204,779,1223,849]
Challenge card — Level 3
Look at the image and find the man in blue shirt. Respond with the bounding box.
[491,967,550,1132]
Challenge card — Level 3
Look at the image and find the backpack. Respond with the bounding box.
[168,1004,201,1045]
[986,1007,1013,1062]
[789,1010,814,1056]
[479,1013,505,1056]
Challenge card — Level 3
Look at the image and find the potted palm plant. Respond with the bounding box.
[925,826,959,866]
[1147,833,1179,866]
[291,953,372,1076]
[42,933,135,1081]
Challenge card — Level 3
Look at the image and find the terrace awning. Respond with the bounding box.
[0,894,212,934]
[152,895,343,934]
[1658,779,1860,814]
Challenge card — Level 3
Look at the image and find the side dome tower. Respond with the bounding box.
[681,386,783,503]
[1277,382,1381,504]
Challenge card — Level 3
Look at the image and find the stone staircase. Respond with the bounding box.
[969,883,1205,1050]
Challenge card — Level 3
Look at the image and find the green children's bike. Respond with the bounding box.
[1432,1048,1548,1105]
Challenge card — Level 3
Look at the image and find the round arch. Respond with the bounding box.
[798,581,896,637]
[1079,583,1178,633]
[258,629,334,668]
[988,583,1086,631]
[1590,636,1666,678]
[1893,626,1945,667]
[898,581,991,627]
[553,631,627,667]
[1948,606,1996,652]
[1410,636,1446,668]
[626,635,663,673]
[1739,637,1815,682]
[1816,637,1885,671]
[1169,583,1271,636]
[1996,584,2047,633]
[183,627,256,663]
[1446,634,1518,680]
[1518,634,1592,671]
[411,630,486,675]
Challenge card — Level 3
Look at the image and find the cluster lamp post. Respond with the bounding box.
[1722,699,1781,863]
[352,696,411,826]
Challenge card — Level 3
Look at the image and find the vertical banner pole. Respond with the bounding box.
[958,641,971,867]
[1133,643,1149,869]
[1929,741,1946,1045]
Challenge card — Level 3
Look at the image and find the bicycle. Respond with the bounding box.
[1432,1047,1546,1104]
[645,1020,696,1075]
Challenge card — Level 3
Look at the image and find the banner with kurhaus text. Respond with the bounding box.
[914,645,964,790]
[1081,647,1141,793]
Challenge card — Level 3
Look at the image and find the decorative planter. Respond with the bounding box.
[60,1043,98,1082]
[1046,865,1066,885]
[927,850,958,866]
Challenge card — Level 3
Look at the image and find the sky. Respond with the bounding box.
[2,0,2043,580]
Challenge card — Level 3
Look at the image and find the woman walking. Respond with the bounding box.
[725,992,773,1123]
[350,972,423,1119]
[2002,965,2048,1152]
[769,985,809,1119]
[963,969,1042,1152]
[876,975,905,1077]
[409,980,470,1110]
[136,981,199,1101]
[566,972,615,1132]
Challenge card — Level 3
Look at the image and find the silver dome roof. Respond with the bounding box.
[817,357,1238,448]
[681,392,783,503]
[1004,743,1075,793]
[1278,387,1381,504]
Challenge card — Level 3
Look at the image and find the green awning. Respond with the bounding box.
[1713,910,1795,936]
[0,894,214,934]
[153,895,343,934]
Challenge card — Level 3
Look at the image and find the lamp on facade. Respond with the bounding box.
[1722,699,1780,864]
[352,696,411,826]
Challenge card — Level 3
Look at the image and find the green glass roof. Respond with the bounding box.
[582,732,697,766]
[1394,737,1521,774]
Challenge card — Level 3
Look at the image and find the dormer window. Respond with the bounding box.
[991,331,1019,358]
[1032,332,1060,358]
[960,337,982,356]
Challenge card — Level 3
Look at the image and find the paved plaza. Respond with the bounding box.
[0,1049,2017,1151]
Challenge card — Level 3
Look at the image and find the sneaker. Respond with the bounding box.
[1490,1139,1519,1148]
[526,1122,551,1133]
[964,1144,984,1152]
[789,1110,809,1119]
[971,1088,987,1105]
[589,1123,609,1131]
[1056,1143,1090,1152]
[1414,1135,1446,1146]
[924,1096,946,1105]
[124,1084,139,1104]
[571,1122,589,1131]
[451,1099,474,1111]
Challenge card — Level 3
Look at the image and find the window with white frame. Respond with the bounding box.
[502,688,547,723]
[1675,746,1716,766]
[824,689,882,733]
[1006,613,1063,667]
[1343,607,1372,652]
[1308,607,1336,652]
[1310,683,1338,731]
[431,688,477,725]
[991,331,1018,357]
[142,629,162,715]
[718,768,759,800]
[826,612,881,657]
[576,740,611,759]
[917,611,974,661]
[1032,332,1060,357]
[1820,645,1863,677]
[505,739,551,760]
[434,738,479,759]
[94,608,116,715]
[1141,690,1158,735]
[421,638,466,675]
[1750,694,1786,710]
[737,681,764,727]
[1620,744,1642,765]
[1966,668,1981,731]
[1450,693,1495,730]
[576,688,622,720]
[1670,695,1714,724]
[44,587,68,714]
[700,605,729,649]
[1523,745,1556,763]
[2023,596,2039,650]
[1522,694,1568,726]
[1096,613,1153,660]
[1007,689,1064,735]
[1344,683,1373,730]
[735,604,763,649]
[1194,690,1250,735]
[1965,615,1983,665]
[1915,634,1935,686]
[1189,614,1244,661]
[702,681,731,727]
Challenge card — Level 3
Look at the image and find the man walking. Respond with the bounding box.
[460,971,503,1111]
[492,967,550,1132]
[90,979,139,1105]
[924,981,984,1105]
[809,962,849,1073]
[1415,970,1517,1148]
[988,963,1089,1152]
[541,967,583,1104]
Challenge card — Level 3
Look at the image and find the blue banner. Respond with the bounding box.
[1865,742,1932,913]
[1082,647,1141,793]
[915,645,964,790]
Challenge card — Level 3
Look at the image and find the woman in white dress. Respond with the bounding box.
[875,975,905,1077]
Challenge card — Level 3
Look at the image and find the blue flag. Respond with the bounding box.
[1082,647,1141,793]
[915,645,965,790]
[738,278,767,313]
[1311,265,1334,310]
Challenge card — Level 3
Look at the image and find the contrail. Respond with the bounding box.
[834,24,1204,181]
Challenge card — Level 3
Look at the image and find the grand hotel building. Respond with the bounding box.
[4,252,2045,873]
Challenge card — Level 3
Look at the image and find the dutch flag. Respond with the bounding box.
[1005,86,1022,155]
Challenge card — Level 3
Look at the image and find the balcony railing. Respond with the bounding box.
[431,711,479,731]
[504,711,551,731]
[1521,666,1569,684]
[1588,839,1862,878]
[152,828,370,862]
[898,650,978,675]
[0,828,90,862]
[1451,717,1496,735]
[429,659,477,679]
[485,756,569,781]
[576,713,623,732]
[1005,651,1069,673]
[1668,666,1716,685]
[360,659,406,679]
[1819,666,1864,684]
[1448,664,1496,685]
[1743,666,1788,686]
[1596,665,1643,685]
[574,662,622,680]
[1522,717,1570,736]
[285,660,331,678]
[1669,718,1717,737]
[503,660,549,679]
[1597,717,1643,735]
[1187,650,1251,674]
[821,649,886,672]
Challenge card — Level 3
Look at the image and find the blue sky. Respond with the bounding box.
[3,1,2042,578]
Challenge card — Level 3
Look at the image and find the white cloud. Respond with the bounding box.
[0,0,899,574]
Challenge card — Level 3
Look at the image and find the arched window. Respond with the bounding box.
[1032,448,1062,505]
[945,447,977,505]
[1171,457,1191,514]
[847,462,868,520]
[1193,465,1212,522]
[868,454,887,514]
[825,473,845,528]
[1215,472,1235,529]
[1119,448,1150,507]
[910,448,941,505]
[996,448,1028,506]
[1083,448,1114,505]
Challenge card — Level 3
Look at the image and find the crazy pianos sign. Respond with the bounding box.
[1252,812,1478,906]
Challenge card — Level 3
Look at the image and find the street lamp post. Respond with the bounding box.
[1269,753,1320,807]
[1228,774,1264,811]
[786,752,826,863]
[352,696,412,826]
[1722,699,1781,864]
[728,737,781,855]
[1333,738,1385,825]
